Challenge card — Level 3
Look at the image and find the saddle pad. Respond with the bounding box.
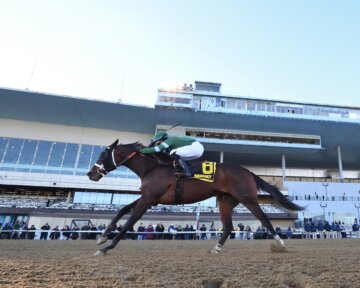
[191,161,216,182]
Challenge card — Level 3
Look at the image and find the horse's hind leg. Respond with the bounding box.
[244,201,285,251]
[97,199,139,245]
[211,194,237,254]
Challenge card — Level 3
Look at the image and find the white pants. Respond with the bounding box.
[170,142,204,161]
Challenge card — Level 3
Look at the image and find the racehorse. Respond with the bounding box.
[87,140,304,256]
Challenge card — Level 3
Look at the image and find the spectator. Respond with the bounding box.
[340,222,346,238]
[19,222,28,239]
[189,225,196,240]
[27,224,36,240]
[80,224,90,240]
[61,225,71,240]
[1,223,13,239]
[352,219,359,238]
[70,225,79,240]
[238,223,245,240]
[127,225,135,240]
[286,226,293,239]
[324,221,331,239]
[254,226,263,240]
[155,222,165,240]
[12,221,21,239]
[50,225,61,240]
[168,224,177,240]
[304,220,311,239]
[244,225,252,240]
[88,224,99,240]
[145,224,154,240]
[310,221,317,239]
[200,224,207,240]
[137,223,146,240]
[98,224,106,231]
[183,224,191,240]
[209,224,216,240]
[317,221,325,239]
[40,223,50,240]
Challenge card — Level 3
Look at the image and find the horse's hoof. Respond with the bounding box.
[94,250,106,257]
[97,236,108,245]
[210,249,220,254]
[270,243,286,253]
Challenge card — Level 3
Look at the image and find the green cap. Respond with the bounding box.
[151,131,168,143]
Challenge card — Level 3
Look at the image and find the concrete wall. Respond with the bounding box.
[0,119,152,146]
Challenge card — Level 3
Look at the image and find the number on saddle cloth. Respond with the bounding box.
[190,161,217,182]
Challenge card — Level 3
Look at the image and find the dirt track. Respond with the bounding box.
[0,239,359,288]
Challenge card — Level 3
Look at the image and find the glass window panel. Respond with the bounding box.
[77,145,93,169]
[112,193,140,205]
[73,192,82,203]
[62,144,79,168]
[0,137,9,162]
[48,142,66,167]
[103,193,112,204]
[3,138,23,164]
[88,193,97,204]
[33,141,52,166]
[18,139,38,165]
[90,146,105,166]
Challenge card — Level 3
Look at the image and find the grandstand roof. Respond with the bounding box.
[1,87,360,170]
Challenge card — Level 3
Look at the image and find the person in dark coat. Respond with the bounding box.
[27,225,36,240]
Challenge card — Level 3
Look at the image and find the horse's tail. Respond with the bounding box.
[251,172,304,211]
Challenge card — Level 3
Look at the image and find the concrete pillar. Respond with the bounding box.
[220,151,224,163]
[66,191,72,204]
[337,145,344,181]
[282,154,286,181]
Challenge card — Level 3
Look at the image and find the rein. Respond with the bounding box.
[116,151,137,167]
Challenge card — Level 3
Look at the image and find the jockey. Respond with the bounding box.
[139,131,204,177]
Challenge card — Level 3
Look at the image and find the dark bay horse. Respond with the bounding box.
[87,140,304,256]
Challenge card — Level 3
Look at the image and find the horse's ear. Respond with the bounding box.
[108,139,119,149]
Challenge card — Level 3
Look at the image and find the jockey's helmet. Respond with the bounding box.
[151,131,168,145]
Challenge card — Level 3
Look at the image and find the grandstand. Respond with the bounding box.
[1,81,359,231]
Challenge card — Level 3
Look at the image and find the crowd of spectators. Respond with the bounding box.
[1,219,359,241]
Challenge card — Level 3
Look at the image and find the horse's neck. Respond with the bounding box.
[124,154,165,179]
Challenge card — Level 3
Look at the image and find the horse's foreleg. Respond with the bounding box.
[95,197,151,256]
[97,199,139,245]
[211,194,237,254]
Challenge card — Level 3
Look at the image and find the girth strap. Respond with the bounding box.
[174,178,184,205]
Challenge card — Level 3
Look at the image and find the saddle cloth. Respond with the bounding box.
[189,161,216,182]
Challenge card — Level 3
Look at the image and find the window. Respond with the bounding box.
[0,137,9,163]
[2,138,23,170]
[76,145,93,175]
[16,139,38,172]
[61,143,79,174]
[31,141,52,173]
[46,142,66,173]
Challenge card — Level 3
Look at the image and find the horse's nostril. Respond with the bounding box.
[87,171,91,176]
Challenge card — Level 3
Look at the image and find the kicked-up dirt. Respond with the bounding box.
[0,238,359,287]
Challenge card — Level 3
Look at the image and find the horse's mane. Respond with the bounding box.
[120,141,172,165]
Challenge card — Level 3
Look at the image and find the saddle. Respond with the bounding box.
[175,161,216,182]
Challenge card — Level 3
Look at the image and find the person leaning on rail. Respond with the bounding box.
[139,131,204,177]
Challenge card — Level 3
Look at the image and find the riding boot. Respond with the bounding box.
[171,153,192,177]
[177,158,192,177]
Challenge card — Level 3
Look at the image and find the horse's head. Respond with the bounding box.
[87,140,143,182]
